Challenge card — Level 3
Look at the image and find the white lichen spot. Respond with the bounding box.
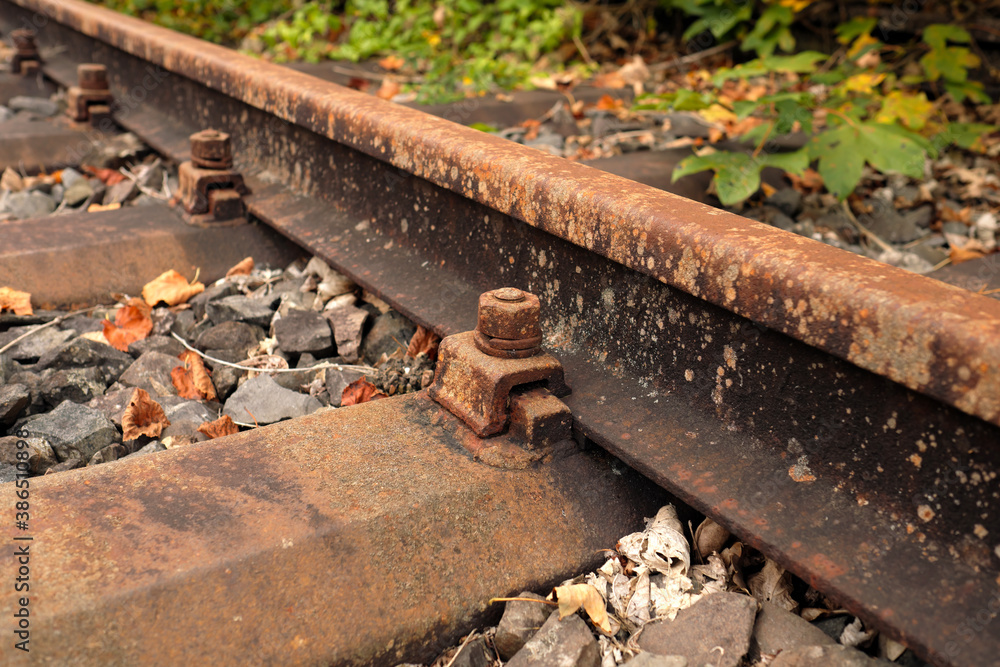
[974,524,988,539]
[602,288,615,309]
[684,369,694,382]
[917,505,936,522]
[400,218,408,233]
[909,453,922,469]
[538,250,547,268]
[958,366,971,381]
[788,456,816,482]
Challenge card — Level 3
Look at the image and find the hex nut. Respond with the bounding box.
[477,288,541,341]
[190,129,233,169]
[78,64,108,91]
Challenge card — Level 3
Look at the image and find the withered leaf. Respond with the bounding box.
[551,583,612,634]
[748,557,798,612]
[83,165,126,185]
[102,297,153,352]
[225,256,254,277]
[378,54,404,71]
[341,377,386,406]
[406,325,441,360]
[121,388,170,441]
[0,287,33,316]
[694,517,731,558]
[142,269,205,307]
[171,351,217,401]
[376,78,401,100]
[197,415,239,440]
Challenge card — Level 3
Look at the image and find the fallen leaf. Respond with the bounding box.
[142,269,205,306]
[0,287,33,316]
[592,71,626,89]
[225,256,254,277]
[170,365,200,400]
[341,377,386,406]
[617,504,691,576]
[406,325,441,360]
[0,167,23,192]
[102,297,153,352]
[376,78,401,100]
[378,55,404,71]
[595,94,626,111]
[83,165,126,185]
[80,330,110,345]
[787,168,824,192]
[748,557,798,612]
[197,415,239,440]
[121,388,170,441]
[172,351,217,401]
[551,583,612,633]
[950,245,986,264]
[87,202,122,213]
[694,517,731,558]
[520,119,541,142]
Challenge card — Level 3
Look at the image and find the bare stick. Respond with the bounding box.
[170,332,374,374]
[0,304,110,355]
[489,597,558,606]
[648,41,737,72]
[442,631,478,667]
[841,201,894,254]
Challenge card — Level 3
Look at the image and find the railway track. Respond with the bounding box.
[1,0,999,665]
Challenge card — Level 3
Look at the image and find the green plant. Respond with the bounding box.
[332,0,582,103]
[664,0,807,57]
[260,4,342,63]
[664,22,997,206]
[96,0,295,44]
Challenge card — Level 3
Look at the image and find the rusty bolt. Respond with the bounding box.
[190,129,233,169]
[475,288,542,358]
[78,64,109,92]
[11,29,37,54]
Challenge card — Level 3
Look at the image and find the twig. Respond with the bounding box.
[930,257,952,272]
[0,304,110,355]
[573,34,595,67]
[648,41,737,72]
[442,631,478,667]
[328,64,423,84]
[489,597,558,606]
[841,201,894,254]
[170,332,374,374]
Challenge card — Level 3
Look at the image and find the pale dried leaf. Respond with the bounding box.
[197,415,239,440]
[617,504,691,576]
[80,330,110,345]
[840,617,875,648]
[879,634,907,661]
[552,583,612,634]
[694,517,730,558]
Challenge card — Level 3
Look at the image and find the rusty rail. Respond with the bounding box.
[2,1,999,665]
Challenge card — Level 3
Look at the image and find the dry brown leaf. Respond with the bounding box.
[341,377,386,406]
[748,558,798,612]
[121,388,170,441]
[170,365,200,400]
[592,71,626,89]
[788,168,824,193]
[102,298,153,352]
[950,245,986,264]
[197,415,239,440]
[595,94,626,111]
[376,78,401,100]
[0,287,33,316]
[83,165,126,185]
[406,325,441,360]
[80,330,110,345]
[225,256,254,277]
[142,269,205,306]
[694,517,731,558]
[551,583,612,634]
[378,55,405,71]
[172,351,217,401]
[521,119,541,142]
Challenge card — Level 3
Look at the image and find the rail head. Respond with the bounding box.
[13,0,1000,427]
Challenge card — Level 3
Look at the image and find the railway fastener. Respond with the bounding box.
[430,288,570,441]
[66,63,115,124]
[9,28,40,74]
[177,128,250,224]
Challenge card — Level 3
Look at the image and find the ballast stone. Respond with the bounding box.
[27,401,119,463]
[222,373,322,425]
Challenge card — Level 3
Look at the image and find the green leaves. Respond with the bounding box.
[807,122,925,199]
[740,4,795,57]
[672,0,753,42]
[920,24,986,103]
[712,52,826,86]
[634,89,715,112]
[674,149,808,206]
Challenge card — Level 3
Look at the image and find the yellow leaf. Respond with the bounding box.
[777,0,811,11]
[841,72,885,94]
[0,287,32,316]
[699,104,738,125]
[225,256,254,277]
[875,90,934,130]
[142,269,205,307]
[847,33,878,59]
[87,202,121,213]
[552,584,611,634]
